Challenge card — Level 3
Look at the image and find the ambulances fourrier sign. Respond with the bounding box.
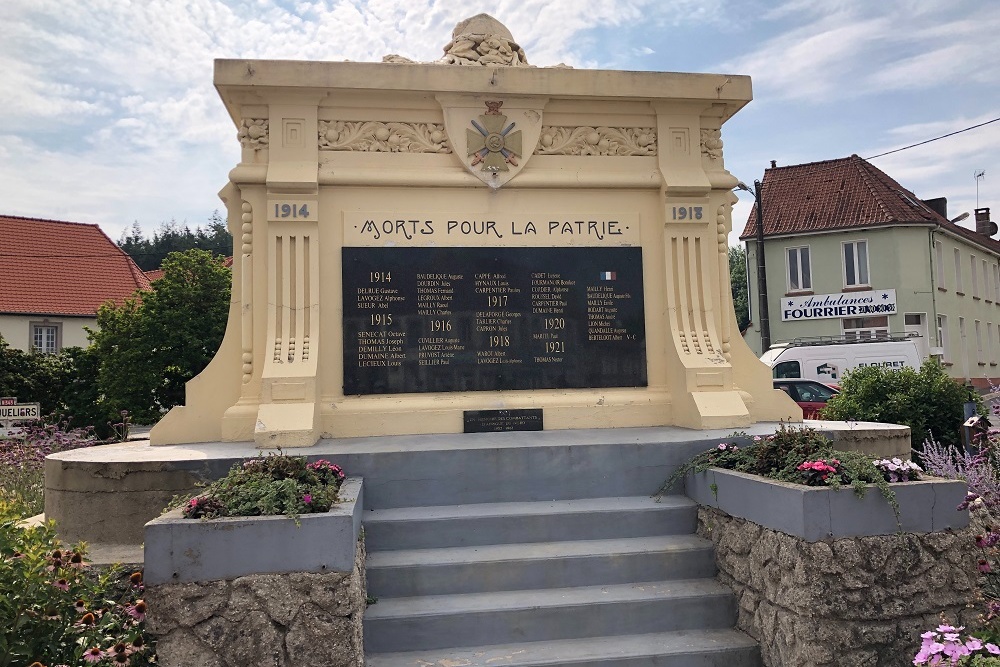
[781,289,897,322]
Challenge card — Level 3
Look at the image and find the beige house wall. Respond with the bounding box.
[0,314,93,353]
[152,59,799,447]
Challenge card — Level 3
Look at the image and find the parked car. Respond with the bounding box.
[773,379,840,419]
[760,335,921,385]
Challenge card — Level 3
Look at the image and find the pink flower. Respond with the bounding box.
[966,638,983,651]
[52,579,69,591]
[127,599,147,621]
[303,494,312,505]
[979,559,992,573]
[83,647,104,663]
[988,643,1000,655]
[717,443,727,450]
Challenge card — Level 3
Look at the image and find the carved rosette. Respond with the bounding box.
[700,128,723,161]
[535,127,656,156]
[238,119,269,150]
[318,121,452,153]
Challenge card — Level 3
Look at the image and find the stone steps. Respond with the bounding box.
[363,464,759,666]
[363,495,697,550]
[366,534,718,598]
[364,579,737,653]
[365,628,761,667]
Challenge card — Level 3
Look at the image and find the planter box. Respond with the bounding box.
[685,468,967,541]
[143,477,363,584]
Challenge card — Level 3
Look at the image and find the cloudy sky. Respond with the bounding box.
[2,0,997,248]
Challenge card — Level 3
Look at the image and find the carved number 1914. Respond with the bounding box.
[274,203,310,219]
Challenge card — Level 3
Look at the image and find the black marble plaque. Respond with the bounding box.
[464,409,543,433]
[342,246,646,394]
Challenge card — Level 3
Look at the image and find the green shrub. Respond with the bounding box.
[821,359,979,449]
[0,502,154,666]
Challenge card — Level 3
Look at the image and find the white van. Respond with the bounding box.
[760,335,922,385]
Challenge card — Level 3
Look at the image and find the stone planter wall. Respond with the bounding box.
[146,538,366,667]
[686,468,969,541]
[697,507,978,666]
[143,477,366,667]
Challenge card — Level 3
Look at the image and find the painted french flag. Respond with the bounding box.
[600,271,617,281]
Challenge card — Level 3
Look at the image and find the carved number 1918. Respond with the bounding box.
[671,206,703,221]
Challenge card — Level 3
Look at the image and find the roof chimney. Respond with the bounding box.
[923,197,948,219]
[976,208,997,237]
[770,160,777,168]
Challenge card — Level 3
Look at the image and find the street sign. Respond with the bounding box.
[0,403,40,420]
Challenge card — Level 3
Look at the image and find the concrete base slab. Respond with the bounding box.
[44,421,909,546]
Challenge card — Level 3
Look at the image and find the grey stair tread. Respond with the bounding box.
[365,628,760,667]
[367,534,713,568]
[366,495,693,522]
[365,579,731,619]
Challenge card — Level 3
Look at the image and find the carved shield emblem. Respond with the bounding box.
[438,95,546,189]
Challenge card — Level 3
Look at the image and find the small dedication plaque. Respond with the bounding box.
[464,409,543,433]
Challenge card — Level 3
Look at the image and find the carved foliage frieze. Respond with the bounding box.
[535,127,656,156]
[318,121,452,153]
[238,119,269,150]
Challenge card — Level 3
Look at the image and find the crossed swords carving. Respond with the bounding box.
[466,102,522,173]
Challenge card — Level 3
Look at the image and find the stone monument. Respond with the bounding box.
[150,15,798,447]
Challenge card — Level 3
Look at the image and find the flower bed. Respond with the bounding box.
[144,476,362,584]
[686,466,968,541]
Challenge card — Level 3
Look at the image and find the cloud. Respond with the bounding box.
[718,1,998,103]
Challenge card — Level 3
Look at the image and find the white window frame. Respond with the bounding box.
[842,239,870,288]
[960,317,969,377]
[935,241,945,288]
[785,245,812,292]
[955,249,964,292]
[993,264,1000,302]
[976,320,984,364]
[937,314,949,362]
[29,321,61,355]
[990,321,996,366]
[972,255,980,298]
[842,316,889,340]
[984,259,991,301]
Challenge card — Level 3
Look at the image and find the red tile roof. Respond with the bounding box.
[738,155,997,252]
[0,215,151,317]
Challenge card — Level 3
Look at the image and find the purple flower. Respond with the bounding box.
[303,494,312,505]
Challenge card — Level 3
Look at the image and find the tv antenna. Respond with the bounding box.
[976,170,986,208]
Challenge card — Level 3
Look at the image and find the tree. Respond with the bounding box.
[89,249,232,423]
[729,246,750,332]
[118,211,233,271]
[821,359,980,449]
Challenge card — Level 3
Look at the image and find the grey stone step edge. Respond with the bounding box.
[365,628,761,667]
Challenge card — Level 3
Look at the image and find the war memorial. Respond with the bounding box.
[44,16,976,667]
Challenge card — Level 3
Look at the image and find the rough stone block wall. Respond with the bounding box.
[697,507,978,666]
[146,539,366,667]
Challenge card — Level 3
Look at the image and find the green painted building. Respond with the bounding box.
[740,155,997,388]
